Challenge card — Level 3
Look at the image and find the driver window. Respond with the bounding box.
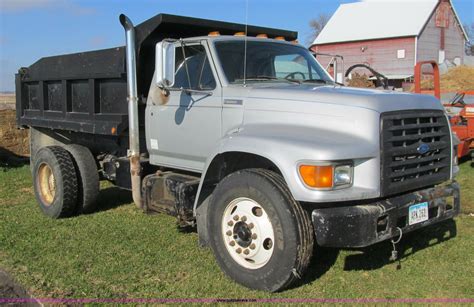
[274,54,310,80]
[173,44,216,90]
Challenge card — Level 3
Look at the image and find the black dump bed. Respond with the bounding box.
[16,13,297,136]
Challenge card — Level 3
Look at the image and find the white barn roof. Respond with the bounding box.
[312,0,468,45]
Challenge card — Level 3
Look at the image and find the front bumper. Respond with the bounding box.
[312,181,460,248]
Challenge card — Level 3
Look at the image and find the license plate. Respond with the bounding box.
[408,202,429,225]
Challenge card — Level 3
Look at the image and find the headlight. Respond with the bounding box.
[452,145,459,178]
[452,133,460,166]
[453,147,458,166]
[334,165,352,186]
[298,162,353,190]
[452,133,460,178]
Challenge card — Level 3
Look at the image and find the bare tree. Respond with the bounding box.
[464,22,474,55]
[307,13,330,46]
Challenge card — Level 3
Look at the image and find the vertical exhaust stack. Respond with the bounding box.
[120,14,142,208]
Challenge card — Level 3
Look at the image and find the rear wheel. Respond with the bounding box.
[207,169,314,292]
[65,144,99,213]
[32,146,78,218]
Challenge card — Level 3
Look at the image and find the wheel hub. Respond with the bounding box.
[222,197,275,270]
[233,221,252,248]
[37,163,56,206]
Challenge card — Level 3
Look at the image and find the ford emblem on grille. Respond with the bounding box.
[417,143,431,154]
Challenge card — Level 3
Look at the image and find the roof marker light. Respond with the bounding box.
[234,32,246,36]
[208,31,220,36]
[256,34,268,38]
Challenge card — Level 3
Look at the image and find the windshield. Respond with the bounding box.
[214,40,333,85]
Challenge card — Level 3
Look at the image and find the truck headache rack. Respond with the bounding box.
[15,13,297,136]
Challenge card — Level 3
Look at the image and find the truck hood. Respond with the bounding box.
[244,84,443,113]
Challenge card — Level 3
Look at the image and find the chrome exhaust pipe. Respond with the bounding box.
[120,14,142,208]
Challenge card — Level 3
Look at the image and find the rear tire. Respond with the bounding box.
[65,144,99,213]
[207,169,314,292]
[32,146,78,218]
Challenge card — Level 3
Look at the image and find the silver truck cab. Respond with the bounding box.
[147,35,458,204]
[145,35,460,290]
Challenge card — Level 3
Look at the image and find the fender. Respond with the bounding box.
[193,122,381,214]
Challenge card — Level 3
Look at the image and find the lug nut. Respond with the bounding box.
[233,215,239,221]
[229,241,236,247]
[227,221,234,227]
[249,243,256,250]
[226,231,232,236]
[241,216,247,222]
[248,223,254,229]
[243,249,250,255]
[236,248,242,254]
[251,233,258,240]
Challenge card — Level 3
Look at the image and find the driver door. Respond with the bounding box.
[146,41,222,172]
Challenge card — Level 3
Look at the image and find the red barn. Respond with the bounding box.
[310,0,468,86]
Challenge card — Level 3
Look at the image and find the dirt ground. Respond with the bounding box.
[0,94,15,105]
[0,95,29,159]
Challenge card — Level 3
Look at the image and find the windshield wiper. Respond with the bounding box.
[244,75,302,84]
[302,79,331,84]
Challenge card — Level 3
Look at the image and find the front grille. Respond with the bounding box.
[380,110,451,197]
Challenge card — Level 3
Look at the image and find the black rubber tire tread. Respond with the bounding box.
[32,146,78,218]
[65,144,99,214]
[249,169,314,290]
[207,168,314,292]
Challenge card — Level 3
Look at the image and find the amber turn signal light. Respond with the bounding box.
[299,165,334,188]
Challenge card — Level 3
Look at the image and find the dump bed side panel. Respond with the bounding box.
[16,47,129,136]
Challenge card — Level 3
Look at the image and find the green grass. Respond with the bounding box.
[0,161,473,299]
[458,158,474,214]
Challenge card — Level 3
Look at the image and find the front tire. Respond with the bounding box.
[32,146,78,218]
[207,169,314,292]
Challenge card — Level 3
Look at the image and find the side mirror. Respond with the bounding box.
[155,41,175,88]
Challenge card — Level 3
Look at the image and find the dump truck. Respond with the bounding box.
[16,13,461,292]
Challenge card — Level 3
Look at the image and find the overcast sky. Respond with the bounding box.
[0,0,473,91]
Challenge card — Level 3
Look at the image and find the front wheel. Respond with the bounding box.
[207,169,314,292]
